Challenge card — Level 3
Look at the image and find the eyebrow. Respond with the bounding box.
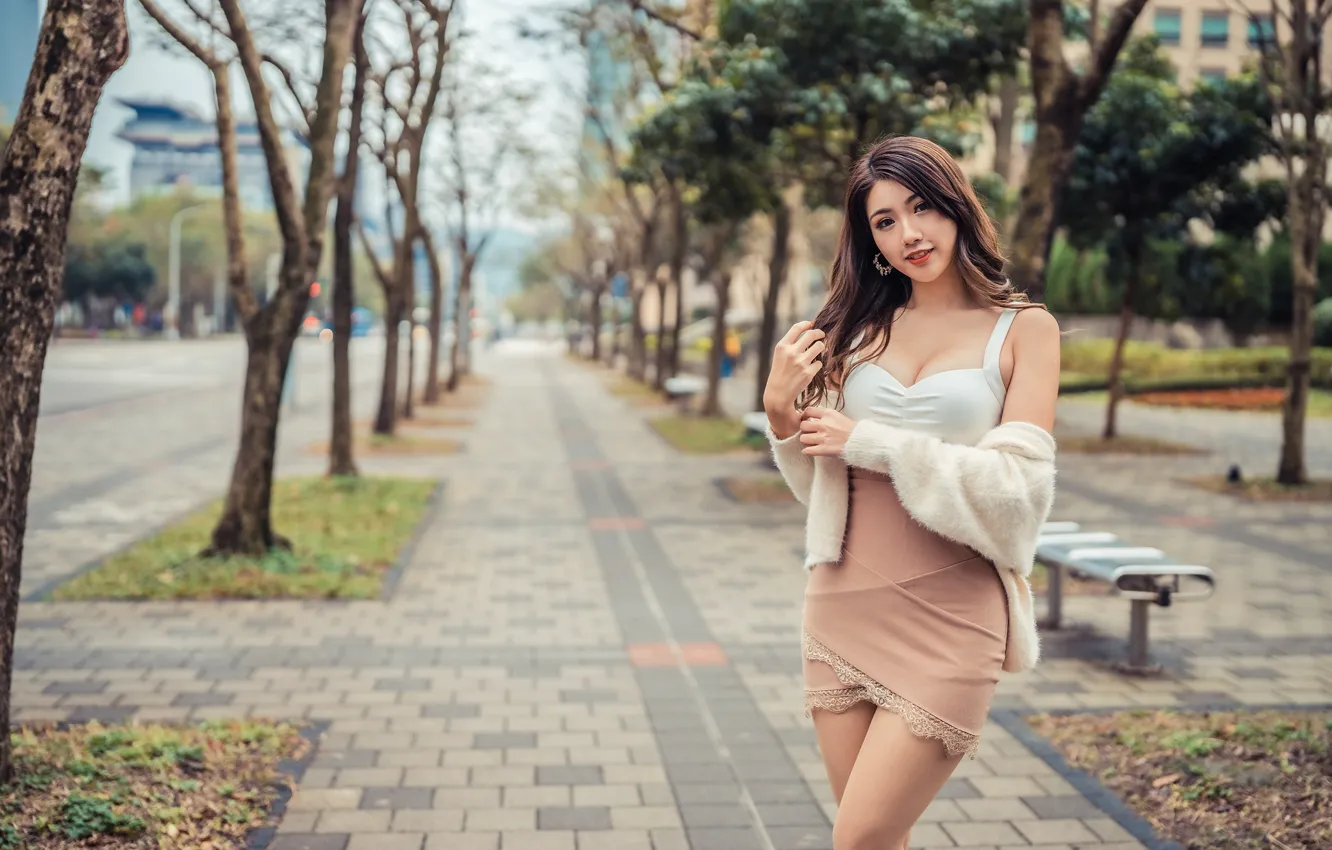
[869,193,920,219]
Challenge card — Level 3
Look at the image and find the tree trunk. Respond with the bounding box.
[375,296,401,434]
[1278,167,1320,484]
[991,76,1021,185]
[629,271,647,380]
[1009,0,1149,300]
[403,280,416,420]
[1102,240,1141,440]
[590,285,605,363]
[703,272,731,417]
[210,0,360,557]
[0,0,128,783]
[329,11,368,477]
[669,188,687,381]
[208,325,292,555]
[755,202,792,412]
[448,253,475,392]
[423,230,444,404]
[653,280,668,387]
[1006,110,1079,302]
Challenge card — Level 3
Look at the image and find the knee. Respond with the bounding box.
[832,819,906,850]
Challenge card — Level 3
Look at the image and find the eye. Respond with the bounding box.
[875,217,894,229]
[915,201,931,214]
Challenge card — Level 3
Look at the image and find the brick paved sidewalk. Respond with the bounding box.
[11,343,1332,849]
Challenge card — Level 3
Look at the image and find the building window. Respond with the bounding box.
[1154,9,1182,45]
[1201,11,1229,47]
[1199,68,1227,85]
[1248,14,1274,47]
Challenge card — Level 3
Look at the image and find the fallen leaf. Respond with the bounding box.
[1153,773,1180,788]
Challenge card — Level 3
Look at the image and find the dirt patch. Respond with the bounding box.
[1,720,309,849]
[1185,475,1332,503]
[1058,434,1207,455]
[719,475,795,503]
[1027,708,1332,850]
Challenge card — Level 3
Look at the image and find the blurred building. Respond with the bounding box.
[0,0,41,124]
[114,98,310,213]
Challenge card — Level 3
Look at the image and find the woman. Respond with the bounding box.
[763,135,1061,849]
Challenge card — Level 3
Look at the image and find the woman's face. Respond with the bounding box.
[865,179,957,284]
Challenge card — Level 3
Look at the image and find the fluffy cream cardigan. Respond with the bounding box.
[766,413,1056,673]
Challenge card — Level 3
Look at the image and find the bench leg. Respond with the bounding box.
[1037,563,1063,630]
[1128,599,1150,669]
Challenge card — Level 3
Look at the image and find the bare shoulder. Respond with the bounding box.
[1011,305,1060,340]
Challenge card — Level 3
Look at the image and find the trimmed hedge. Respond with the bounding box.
[1060,340,1332,390]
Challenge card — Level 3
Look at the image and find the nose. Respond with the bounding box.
[901,219,922,246]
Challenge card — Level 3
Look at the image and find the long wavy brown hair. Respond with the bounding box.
[799,135,1043,410]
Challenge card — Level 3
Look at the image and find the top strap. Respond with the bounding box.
[982,308,1018,397]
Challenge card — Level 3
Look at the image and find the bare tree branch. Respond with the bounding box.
[620,0,702,41]
[263,53,314,131]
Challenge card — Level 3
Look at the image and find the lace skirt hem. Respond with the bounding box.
[803,630,980,759]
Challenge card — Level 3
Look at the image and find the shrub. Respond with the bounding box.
[1315,298,1332,348]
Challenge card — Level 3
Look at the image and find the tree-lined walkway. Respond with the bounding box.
[10,343,1332,849]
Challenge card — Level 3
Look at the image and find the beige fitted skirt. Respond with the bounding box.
[802,468,1008,758]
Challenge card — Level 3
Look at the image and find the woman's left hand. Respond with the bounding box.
[799,407,857,456]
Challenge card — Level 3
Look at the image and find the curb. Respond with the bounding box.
[245,720,330,850]
[380,479,446,602]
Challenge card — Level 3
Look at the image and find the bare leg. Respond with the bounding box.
[831,707,964,850]
[811,701,876,803]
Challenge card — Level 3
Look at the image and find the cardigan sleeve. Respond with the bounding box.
[841,419,1056,577]
[765,423,814,506]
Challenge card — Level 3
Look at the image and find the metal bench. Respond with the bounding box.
[742,411,769,438]
[663,375,707,412]
[1035,521,1216,673]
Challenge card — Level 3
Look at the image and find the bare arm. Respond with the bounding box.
[999,307,1061,432]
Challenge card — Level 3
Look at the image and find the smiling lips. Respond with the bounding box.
[905,248,933,265]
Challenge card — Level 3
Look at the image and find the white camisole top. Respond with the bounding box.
[841,308,1018,447]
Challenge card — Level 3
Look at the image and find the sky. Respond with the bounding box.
[80,0,588,233]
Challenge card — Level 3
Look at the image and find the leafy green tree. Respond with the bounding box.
[1062,38,1272,437]
[63,237,156,325]
[630,0,1027,410]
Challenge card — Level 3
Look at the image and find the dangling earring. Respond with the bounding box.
[873,253,892,276]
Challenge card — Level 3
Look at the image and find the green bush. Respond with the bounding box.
[1315,298,1332,348]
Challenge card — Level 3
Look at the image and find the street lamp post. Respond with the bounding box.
[167,203,210,340]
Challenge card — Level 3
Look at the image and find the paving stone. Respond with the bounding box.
[685,827,765,850]
[346,835,423,850]
[267,836,351,850]
[535,806,612,830]
[573,830,654,850]
[390,810,464,832]
[536,765,603,786]
[169,691,234,707]
[316,811,393,833]
[498,832,575,850]
[42,680,107,695]
[1012,818,1100,843]
[1020,794,1104,819]
[360,787,434,810]
[474,732,538,749]
[942,821,1026,846]
[610,805,684,829]
[465,808,535,831]
[421,703,481,718]
[423,835,498,850]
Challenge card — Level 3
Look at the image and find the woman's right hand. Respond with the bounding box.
[764,320,825,438]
